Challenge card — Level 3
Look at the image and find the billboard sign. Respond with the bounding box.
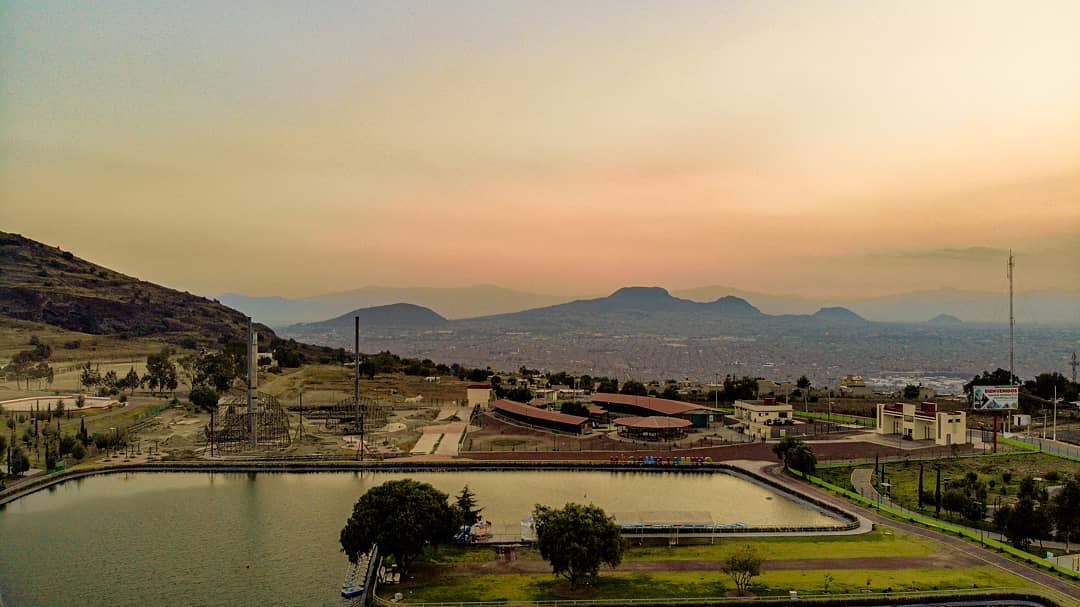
[973,386,1018,410]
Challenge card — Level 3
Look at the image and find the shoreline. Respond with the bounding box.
[0,458,865,535]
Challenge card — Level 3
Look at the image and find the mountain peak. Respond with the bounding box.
[813,306,865,322]
[927,313,963,324]
[707,295,762,316]
[608,286,672,300]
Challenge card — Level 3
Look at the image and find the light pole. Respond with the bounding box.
[1052,386,1058,442]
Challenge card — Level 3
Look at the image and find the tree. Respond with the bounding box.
[902,384,921,400]
[123,367,141,394]
[340,479,459,572]
[660,384,682,401]
[10,447,30,475]
[1024,372,1078,402]
[533,502,624,587]
[1051,476,1080,552]
[102,369,120,393]
[194,352,238,393]
[189,384,220,413]
[71,441,86,460]
[722,545,762,595]
[595,377,618,393]
[79,362,101,392]
[722,375,758,401]
[772,436,816,476]
[559,401,589,417]
[797,375,811,411]
[619,380,647,396]
[144,348,179,395]
[456,484,483,527]
[505,386,532,403]
[53,400,66,420]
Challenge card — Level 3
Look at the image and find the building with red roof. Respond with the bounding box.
[491,399,590,434]
[588,393,719,428]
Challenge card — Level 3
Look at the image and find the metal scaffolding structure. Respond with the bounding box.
[205,391,292,453]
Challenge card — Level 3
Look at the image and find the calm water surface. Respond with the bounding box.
[0,470,836,606]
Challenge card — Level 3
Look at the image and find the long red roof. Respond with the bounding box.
[614,416,692,429]
[491,399,588,426]
[589,393,717,415]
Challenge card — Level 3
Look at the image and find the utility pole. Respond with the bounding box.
[1007,251,1015,388]
[354,316,363,461]
[1071,351,1078,384]
[247,317,257,448]
[1053,385,1057,442]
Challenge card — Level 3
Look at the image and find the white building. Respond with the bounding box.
[467,384,492,408]
[875,402,968,446]
[733,398,793,440]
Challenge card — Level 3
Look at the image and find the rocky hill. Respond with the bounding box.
[0,231,275,347]
[287,303,449,335]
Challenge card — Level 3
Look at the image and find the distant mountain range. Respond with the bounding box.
[224,284,1080,327]
[280,286,1080,383]
[674,285,1079,325]
[219,285,569,325]
[286,287,867,336]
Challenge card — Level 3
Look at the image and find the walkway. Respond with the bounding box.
[734,460,1080,604]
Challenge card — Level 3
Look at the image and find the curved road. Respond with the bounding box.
[741,461,1080,605]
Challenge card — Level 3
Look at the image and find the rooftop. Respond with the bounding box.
[590,392,718,416]
[491,399,588,426]
[613,416,692,429]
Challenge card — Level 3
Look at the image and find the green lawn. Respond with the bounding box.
[399,566,1032,602]
[818,453,1080,519]
[402,529,1037,603]
[623,529,935,561]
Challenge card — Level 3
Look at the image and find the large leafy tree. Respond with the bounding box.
[533,502,624,587]
[772,436,816,476]
[189,384,220,412]
[619,380,647,396]
[194,352,240,393]
[143,348,178,395]
[340,479,460,572]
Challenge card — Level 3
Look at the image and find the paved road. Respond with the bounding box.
[734,461,1080,604]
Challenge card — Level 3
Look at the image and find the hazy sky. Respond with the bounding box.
[2,1,1078,298]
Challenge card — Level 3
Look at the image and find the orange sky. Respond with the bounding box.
[2,1,1078,297]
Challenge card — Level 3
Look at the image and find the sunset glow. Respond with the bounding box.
[2,1,1077,297]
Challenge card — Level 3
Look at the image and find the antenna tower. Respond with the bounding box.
[1007,251,1014,385]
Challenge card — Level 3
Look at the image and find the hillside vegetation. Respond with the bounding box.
[0,232,274,347]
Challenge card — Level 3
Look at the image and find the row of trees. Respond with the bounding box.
[339,479,764,593]
[994,475,1080,551]
[2,339,55,390]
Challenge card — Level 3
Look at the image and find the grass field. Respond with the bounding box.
[401,528,1037,602]
[622,529,936,561]
[818,452,1080,517]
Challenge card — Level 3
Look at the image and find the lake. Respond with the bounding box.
[0,469,839,606]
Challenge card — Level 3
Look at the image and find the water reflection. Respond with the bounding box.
[0,470,837,607]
